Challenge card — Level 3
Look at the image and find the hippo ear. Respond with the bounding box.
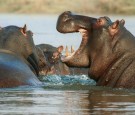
[112,20,119,29]
[120,19,125,25]
[109,20,120,37]
[21,24,27,36]
[57,45,64,53]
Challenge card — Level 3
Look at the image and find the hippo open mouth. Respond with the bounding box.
[56,11,113,68]
[56,11,96,67]
[61,28,89,64]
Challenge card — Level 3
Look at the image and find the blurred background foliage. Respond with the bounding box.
[0,0,135,15]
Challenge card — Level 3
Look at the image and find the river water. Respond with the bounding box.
[0,14,135,115]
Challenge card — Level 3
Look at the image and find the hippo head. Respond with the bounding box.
[0,25,47,75]
[57,11,97,33]
[56,11,128,81]
[36,45,64,75]
[42,45,64,65]
[57,11,112,67]
[0,25,35,58]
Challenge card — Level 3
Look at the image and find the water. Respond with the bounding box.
[0,14,135,114]
[1,85,135,115]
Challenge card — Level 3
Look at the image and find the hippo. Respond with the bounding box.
[35,46,50,76]
[0,25,44,88]
[56,11,135,88]
[37,44,70,75]
[37,44,88,75]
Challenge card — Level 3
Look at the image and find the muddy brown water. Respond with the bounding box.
[0,14,135,115]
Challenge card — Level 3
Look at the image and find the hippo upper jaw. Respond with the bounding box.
[56,11,97,33]
[57,11,111,68]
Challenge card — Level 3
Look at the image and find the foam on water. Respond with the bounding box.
[41,75,96,86]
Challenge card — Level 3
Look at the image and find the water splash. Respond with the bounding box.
[41,75,96,86]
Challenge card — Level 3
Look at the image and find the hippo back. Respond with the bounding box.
[0,49,41,88]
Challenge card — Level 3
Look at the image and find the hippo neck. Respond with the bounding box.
[89,27,135,80]
[97,51,135,88]
[100,28,135,88]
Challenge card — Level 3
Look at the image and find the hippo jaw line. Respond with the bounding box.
[61,28,90,67]
[57,24,85,33]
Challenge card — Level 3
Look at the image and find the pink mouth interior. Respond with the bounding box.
[61,28,88,62]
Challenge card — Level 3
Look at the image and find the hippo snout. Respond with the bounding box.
[56,11,97,33]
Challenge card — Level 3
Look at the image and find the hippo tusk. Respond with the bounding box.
[71,45,75,53]
[65,46,70,57]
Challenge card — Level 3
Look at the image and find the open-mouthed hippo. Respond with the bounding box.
[0,25,44,88]
[57,11,135,88]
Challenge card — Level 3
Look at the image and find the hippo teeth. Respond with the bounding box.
[65,45,70,57]
[61,29,89,63]
[61,46,75,62]
[65,45,75,57]
[61,52,75,62]
[71,45,75,53]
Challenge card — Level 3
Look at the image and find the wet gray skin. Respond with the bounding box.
[57,11,135,88]
[0,25,43,87]
[0,25,48,76]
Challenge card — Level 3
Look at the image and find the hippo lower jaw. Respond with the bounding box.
[61,52,75,62]
[61,28,90,67]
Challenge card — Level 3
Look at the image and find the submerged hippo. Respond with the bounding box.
[37,44,88,75]
[0,25,44,87]
[57,11,135,88]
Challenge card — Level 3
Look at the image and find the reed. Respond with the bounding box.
[0,0,135,15]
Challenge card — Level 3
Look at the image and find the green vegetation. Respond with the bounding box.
[0,0,135,15]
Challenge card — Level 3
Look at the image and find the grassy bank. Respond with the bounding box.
[0,0,135,15]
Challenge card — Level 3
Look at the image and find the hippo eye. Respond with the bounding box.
[97,18,102,24]
[63,15,70,22]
